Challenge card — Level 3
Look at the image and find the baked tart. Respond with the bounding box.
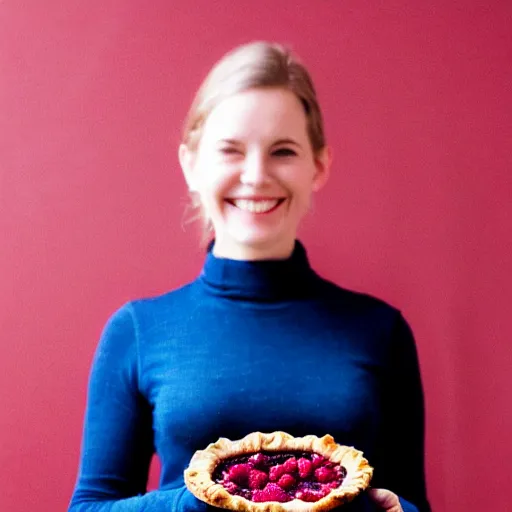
[184,431,373,511]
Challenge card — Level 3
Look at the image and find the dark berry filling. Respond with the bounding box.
[214,451,347,503]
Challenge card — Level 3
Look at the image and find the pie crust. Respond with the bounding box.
[184,431,373,511]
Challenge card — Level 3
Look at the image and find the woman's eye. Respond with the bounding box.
[272,148,297,157]
[219,147,240,155]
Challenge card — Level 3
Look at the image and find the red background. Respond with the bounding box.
[1,1,511,510]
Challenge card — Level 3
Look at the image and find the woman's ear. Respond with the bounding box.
[179,143,197,191]
[312,145,332,192]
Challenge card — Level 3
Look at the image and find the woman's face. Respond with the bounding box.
[180,87,331,260]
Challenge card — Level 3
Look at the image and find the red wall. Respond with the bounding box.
[1,2,511,510]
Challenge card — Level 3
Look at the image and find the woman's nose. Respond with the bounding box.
[240,152,271,185]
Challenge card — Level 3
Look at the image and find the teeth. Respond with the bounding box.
[232,199,280,213]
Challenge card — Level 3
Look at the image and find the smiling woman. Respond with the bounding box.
[178,42,329,258]
[69,42,431,512]
[179,87,331,260]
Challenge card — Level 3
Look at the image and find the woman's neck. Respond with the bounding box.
[211,237,296,261]
[199,239,320,302]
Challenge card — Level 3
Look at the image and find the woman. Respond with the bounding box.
[69,42,430,512]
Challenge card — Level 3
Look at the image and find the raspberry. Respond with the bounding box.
[295,488,325,502]
[269,464,286,481]
[283,457,298,473]
[298,458,313,479]
[253,483,292,503]
[223,481,239,494]
[315,467,337,483]
[248,453,268,468]
[248,469,268,490]
[228,463,251,486]
[311,453,327,468]
[277,474,296,490]
[321,481,340,493]
[336,465,347,479]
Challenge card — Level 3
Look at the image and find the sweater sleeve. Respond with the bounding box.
[371,312,431,512]
[68,304,207,512]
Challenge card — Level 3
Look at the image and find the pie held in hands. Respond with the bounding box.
[184,431,373,512]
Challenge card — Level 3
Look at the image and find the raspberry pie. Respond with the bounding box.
[184,431,373,511]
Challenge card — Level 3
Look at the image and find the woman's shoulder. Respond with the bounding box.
[132,280,197,305]
[101,280,199,329]
[315,275,399,313]
[312,278,417,356]
[128,280,203,320]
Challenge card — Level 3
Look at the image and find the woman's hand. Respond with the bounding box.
[368,488,403,512]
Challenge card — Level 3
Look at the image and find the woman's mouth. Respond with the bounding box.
[226,198,286,214]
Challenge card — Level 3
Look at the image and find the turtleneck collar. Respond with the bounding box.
[198,240,320,302]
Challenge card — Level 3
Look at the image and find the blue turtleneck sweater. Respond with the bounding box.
[69,241,430,512]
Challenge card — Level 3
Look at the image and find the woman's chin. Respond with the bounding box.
[216,231,295,259]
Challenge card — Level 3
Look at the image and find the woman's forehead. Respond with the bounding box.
[202,88,309,143]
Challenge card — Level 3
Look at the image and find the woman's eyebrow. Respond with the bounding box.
[218,138,241,145]
[217,137,302,147]
[273,138,301,147]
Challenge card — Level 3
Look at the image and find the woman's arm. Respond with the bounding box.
[68,304,206,511]
[369,313,431,512]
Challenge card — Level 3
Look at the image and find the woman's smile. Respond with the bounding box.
[225,198,287,214]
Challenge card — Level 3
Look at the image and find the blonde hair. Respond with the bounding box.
[182,41,326,154]
[181,41,326,242]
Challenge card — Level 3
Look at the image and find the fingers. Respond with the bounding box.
[368,488,402,512]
